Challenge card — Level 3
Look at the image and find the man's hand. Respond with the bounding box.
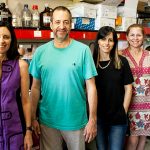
[32,119,41,138]
[83,118,97,143]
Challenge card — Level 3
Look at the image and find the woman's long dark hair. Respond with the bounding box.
[0,21,20,60]
[93,26,121,69]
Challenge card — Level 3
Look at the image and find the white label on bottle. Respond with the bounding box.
[1,12,8,15]
[12,18,17,22]
[12,15,17,27]
[34,31,42,37]
[33,15,39,21]
[25,16,31,21]
[43,16,50,23]
[12,21,17,27]
[12,15,17,19]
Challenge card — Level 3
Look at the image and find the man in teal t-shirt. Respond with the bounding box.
[29,6,97,150]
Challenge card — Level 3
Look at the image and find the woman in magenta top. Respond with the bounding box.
[122,24,150,150]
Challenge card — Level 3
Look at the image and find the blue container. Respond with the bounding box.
[73,17,95,30]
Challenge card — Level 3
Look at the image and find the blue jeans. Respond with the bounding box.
[96,122,127,150]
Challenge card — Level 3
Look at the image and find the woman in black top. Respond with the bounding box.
[93,26,133,150]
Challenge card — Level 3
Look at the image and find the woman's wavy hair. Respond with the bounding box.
[0,21,20,60]
[93,26,122,69]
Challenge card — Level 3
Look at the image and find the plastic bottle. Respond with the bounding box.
[40,3,52,28]
[32,5,40,28]
[12,13,22,27]
[22,4,32,27]
[12,3,22,27]
[12,13,17,27]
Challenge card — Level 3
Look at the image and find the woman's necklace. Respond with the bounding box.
[98,59,111,69]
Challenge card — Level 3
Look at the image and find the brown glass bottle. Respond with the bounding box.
[40,3,52,29]
[0,3,12,24]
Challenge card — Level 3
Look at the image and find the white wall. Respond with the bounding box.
[0,0,6,3]
[1,0,148,14]
[6,0,76,13]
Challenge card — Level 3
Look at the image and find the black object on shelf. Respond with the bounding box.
[137,11,150,19]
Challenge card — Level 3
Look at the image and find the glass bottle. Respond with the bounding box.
[32,5,40,28]
[12,10,22,28]
[40,3,52,28]
[22,4,32,28]
[0,3,9,22]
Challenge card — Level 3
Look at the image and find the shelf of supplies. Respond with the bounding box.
[14,28,129,41]
[14,29,99,41]
[14,29,51,40]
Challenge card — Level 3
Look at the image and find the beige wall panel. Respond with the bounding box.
[7,0,76,13]
[2,0,149,14]
[0,0,6,3]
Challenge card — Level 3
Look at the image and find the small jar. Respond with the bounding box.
[18,45,25,56]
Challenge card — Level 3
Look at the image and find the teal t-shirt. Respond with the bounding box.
[29,39,97,130]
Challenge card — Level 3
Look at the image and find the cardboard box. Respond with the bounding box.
[95,17,115,30]
[137,1,147,12]
[115,17,137,31]
[117,0,138,18]
[96,0,122,19]
[69,2,97,18]
[72,17,95,30]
